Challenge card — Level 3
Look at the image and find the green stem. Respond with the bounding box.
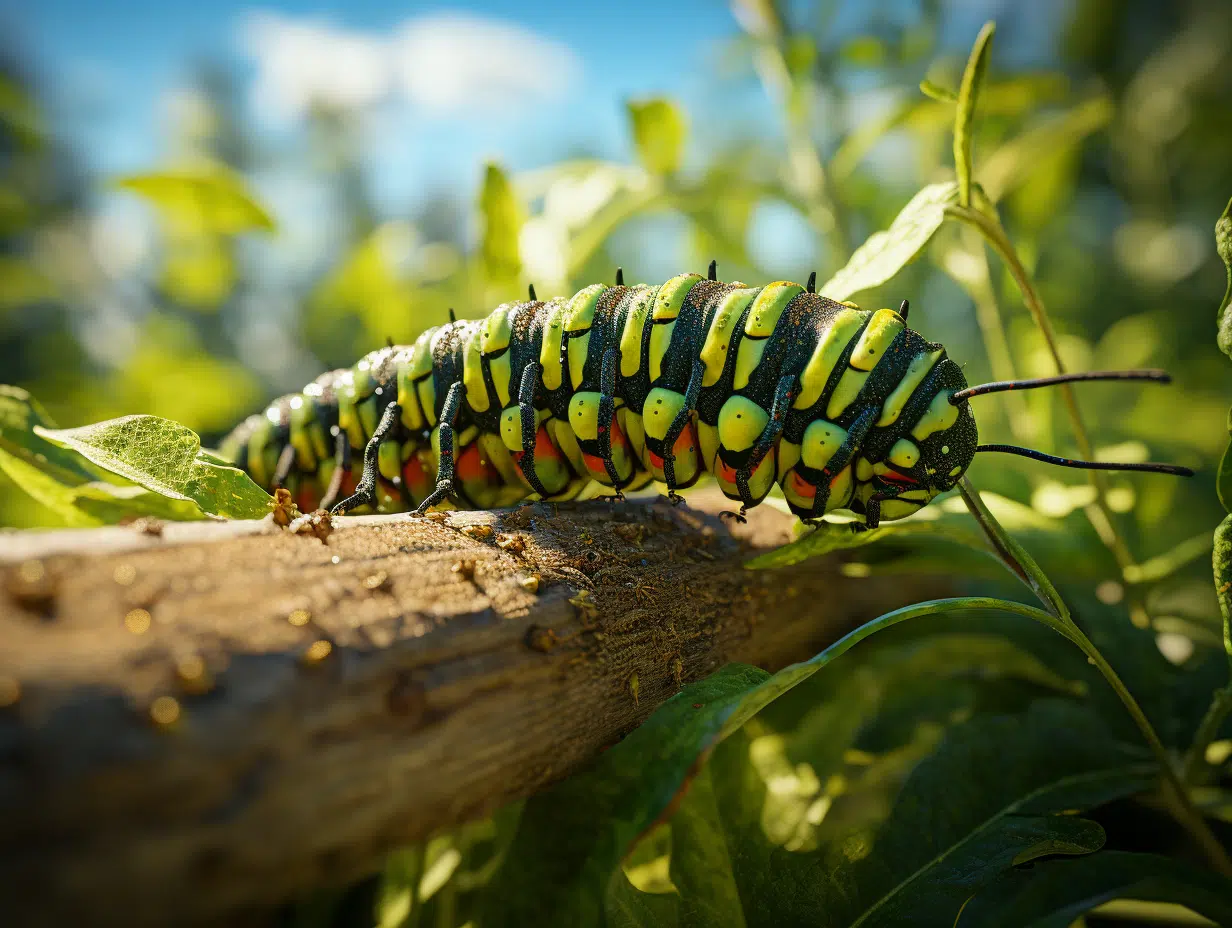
[948,203,1152,627]
[959,477,1232,876]
[1184,685,1232,783]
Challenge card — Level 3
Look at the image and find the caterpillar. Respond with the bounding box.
[220,263,1191,529]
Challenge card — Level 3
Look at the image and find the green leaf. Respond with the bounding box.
[0,444,102,527]
[482,663,771,928]
[819,182,958,302]
[1217,195,1232,360]
[479,162,523,284]
[954,22,996,208]
[0,384,100,484]
[627,98,688,176]
[746,491,1062,570]
[484,597,1082,926]
[671,703,1148,927]
[956,851,1232,927]
[115,166,276,235]
[668,767,746,928]
[918,79,956,103]
[36,415,271,519]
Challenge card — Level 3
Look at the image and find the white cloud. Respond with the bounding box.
[240,10,581,122]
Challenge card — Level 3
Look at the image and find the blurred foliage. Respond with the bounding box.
[6,0,1232,923]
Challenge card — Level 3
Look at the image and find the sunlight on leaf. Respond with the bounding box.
[36,415,271,519]
[115,166,276,235]
[627,98,687,176]
[819,182,957,302]
[480,162,524,285]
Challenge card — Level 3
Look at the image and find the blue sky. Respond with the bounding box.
[15,0,758,208]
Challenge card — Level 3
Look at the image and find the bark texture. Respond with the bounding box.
[0,489,944,926]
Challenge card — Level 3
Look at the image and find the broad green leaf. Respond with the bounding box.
[115,167,275,235]
[819,182,958,302]
[954,22,996,207]
[627,98,688,176]
[956,851,1232,927]
[482,663,771,928]
[668,768,746,928]
[36,415,271,519]
[746,491,1062,570]
[667,703,1148,927]
[605,870,680,928]
[1217,194,1232,360]
[480,162,523,284]
[484,597,1083,926]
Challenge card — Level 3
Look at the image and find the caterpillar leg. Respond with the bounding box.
[661,357,703,503]
[853,492,891,532]
[731,374,796,517]
[272,444,297,490]
[807,407,877,522]
[331,401,400,515]
[595,347,626,500]
[319,431,352,512]
[415,381,463,514]
[515,361,551,499]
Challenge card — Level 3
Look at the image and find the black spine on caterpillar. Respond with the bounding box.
[219,270,1189,528]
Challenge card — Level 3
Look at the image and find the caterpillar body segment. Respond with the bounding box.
[222,272,995,529]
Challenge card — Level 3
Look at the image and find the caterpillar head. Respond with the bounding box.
[849,358,979,523]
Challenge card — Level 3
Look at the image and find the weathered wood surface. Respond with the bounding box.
[0,490,944,926]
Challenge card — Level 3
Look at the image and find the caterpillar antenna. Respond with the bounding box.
[976,443,1193,477]
[899,299,909,322]
[615,267,624,286]
[528,283,537,301]
[806,271,816,293]
[708,259,717,281]
[952,369,1171,403]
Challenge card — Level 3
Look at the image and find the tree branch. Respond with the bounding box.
[0,490,947,926]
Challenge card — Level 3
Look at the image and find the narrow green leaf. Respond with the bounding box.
[918,79,957,102]
[479,162,523,284]
[115,167,276,234]
[1217,194,1232,360]
[819,182,958,302]
[485,597,1079,926]
[36,415,271,519]
[627,98,688,176]
[954,22,996,207]
[956,851,1232,927]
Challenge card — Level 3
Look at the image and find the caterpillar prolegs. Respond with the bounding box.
[220,266,1191,529]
